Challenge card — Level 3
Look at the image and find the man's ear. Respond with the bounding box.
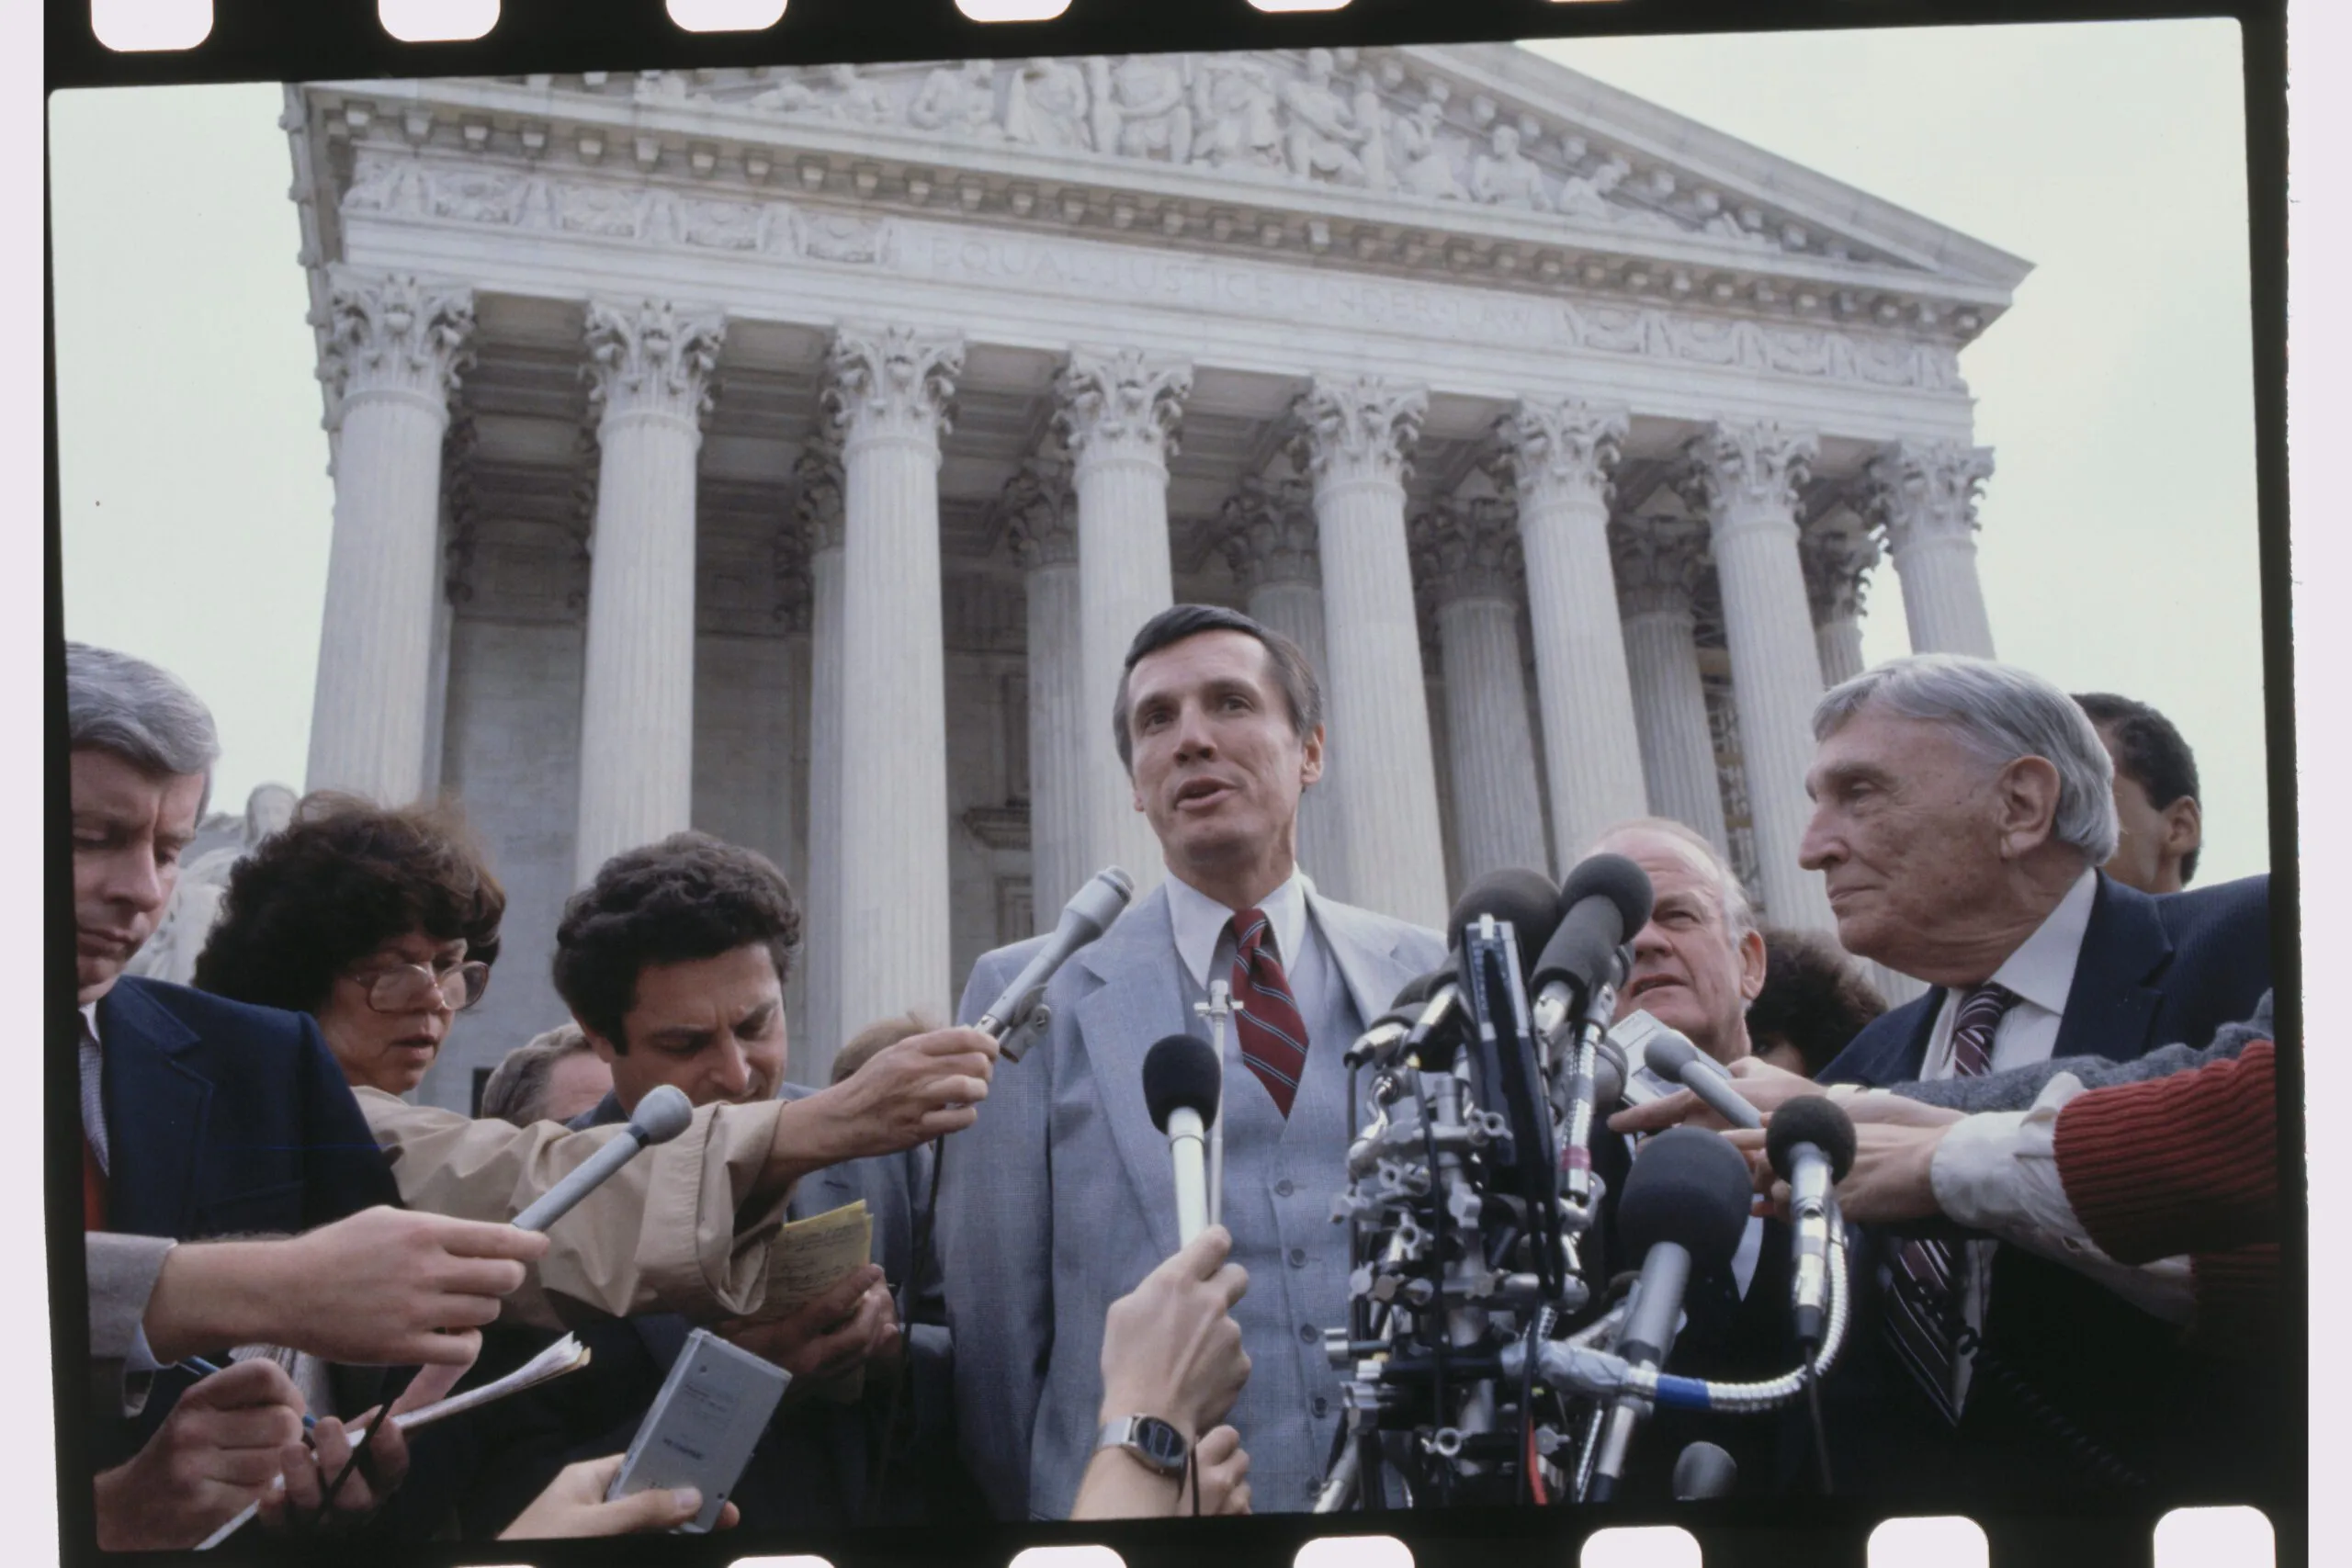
[1994,755,2064,857]
[1736,926,1769,1004]
[2161,794,2203,862]
[1299,725,1327,788]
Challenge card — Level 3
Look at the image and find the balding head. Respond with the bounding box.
[1589,818,1766,1066]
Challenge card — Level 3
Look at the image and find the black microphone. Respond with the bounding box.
[1530,854,1655,1045]
[1644,1033,1762,1132]
[1672,1441,1738,1501]
[1765,1097,1859,1348]
[1589,1126,1755,1500]
[1345,967,1450,1068]
[1142,1034,1221,1246]
[978,867,1136,1060]
[1405,872,1561,1064]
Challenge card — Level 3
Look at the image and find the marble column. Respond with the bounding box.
[1055,347,1190,897]
[572,300,725,885]
[1216,474,1345,898]
[1001,455,1086,924]
[795,434,847,1076]
[1802,521,1882,689]
[1610,518,1730,855]
[1493,400,1648,872]
[824,325,964,1029]
[1868,440,1997,659]
[1292,377,1447,930]
[308,273,474,805]
[1678,424,1836,931]
[1411,499,1550,884]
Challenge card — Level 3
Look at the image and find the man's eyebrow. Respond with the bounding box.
[644,1025,714,1048]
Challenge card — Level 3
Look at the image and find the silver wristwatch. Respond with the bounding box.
[1095,1415,1190,1476]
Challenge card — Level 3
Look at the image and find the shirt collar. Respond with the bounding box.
[79,1001,101,1048]
[1165,869,1311,993]
[1980,866,2099,1016]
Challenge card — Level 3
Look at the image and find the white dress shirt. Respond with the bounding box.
[1164,867,1340,1039]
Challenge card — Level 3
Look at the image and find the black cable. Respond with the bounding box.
[865,1129,947,1526]
[1803,1345,1833,1495]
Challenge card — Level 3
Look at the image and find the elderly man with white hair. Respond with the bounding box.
[1591,817,1768,1067]
[1778,655,2271,1499]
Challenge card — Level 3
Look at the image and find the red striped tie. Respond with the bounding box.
[1229,908,1310,1118]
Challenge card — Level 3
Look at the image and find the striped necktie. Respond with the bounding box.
[1883,980,2020,1424]
[1228,908,1309,1119]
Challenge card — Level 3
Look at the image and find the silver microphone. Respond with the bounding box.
[512,1085,694,1233]
[978,867,1136,1059]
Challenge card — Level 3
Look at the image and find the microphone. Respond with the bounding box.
[512,1085,694,1233]
[978,867,1136,1059]
[1531,854,1654,1031]
[1765,1096,1859,1348]
[1588,1126,1754,1500]
[1344,969,1448,1069]
[1408,872,1563,1065]
[1142,1034,1221,1246]
[1644,1033,1762,1132]
[1672,1440,1738,1501]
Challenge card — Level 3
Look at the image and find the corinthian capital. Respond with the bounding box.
[1411,497,1522,605]
[1001,455,1078,570]
[1492,398,1628,505]
[1290,375,1428,489]
[1676,421,1818,523]
[584,299,725,426]
[793,428,845,553]
[1054,348,1191,464]
[1216,475,1318,591]
[1865,439,1995,553]
[823,325,964,446]
[1800,522,1883,624]
[1610,516,1711,618]
[322,271,474,410]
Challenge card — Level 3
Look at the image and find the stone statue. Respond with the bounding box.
[1351,69,1391,191]
[1555,154,1633,221]
[909,60,1002,140]
[1004,57,1091,151]
[1188,58,1282,172]
[747,63,892,126]
[1391,95,1465,200]
[1086,55,1193,163]
[1279,48,1372,185]
[631,71,693,107]
[1470,121,1551,210]
[122,783,295,987]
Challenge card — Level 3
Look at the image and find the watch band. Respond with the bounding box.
[1095,1414,1189,1476]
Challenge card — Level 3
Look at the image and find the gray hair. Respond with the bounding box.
[480,1023,599,1126]
[65,642,220,817]
[1591,817,1757,941]
[1814,654,2120,863]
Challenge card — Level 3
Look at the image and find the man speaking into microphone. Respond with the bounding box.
[940,606,1446,1520]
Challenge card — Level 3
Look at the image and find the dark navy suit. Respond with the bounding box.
[1812,873,2278,1501]
[90,976,401,1466]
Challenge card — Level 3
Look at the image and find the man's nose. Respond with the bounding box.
[1630,919,1669,958]
[102,848,167,915]
[1171,704,1217,760]
[1797,807,1837,870]
[710,1039,752,1096]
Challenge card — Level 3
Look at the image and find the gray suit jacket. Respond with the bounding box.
[1892,990,2275,1113]
[938,881,1443,1520]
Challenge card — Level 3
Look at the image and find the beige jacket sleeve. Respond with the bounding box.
[356,1089,796,1328]
[87,1232,175,1418]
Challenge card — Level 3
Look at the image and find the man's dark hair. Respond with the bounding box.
[1112,604,1324,773]
[2075,692,2202,883]
[1745,927,1888,1079]
[553,831,802,1052]
[194,793,504,1015]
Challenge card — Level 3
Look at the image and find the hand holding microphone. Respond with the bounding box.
[1761,1097,1859,1348]
[1144,1034,1221,1246]
[1640,1032,1762,1132]
[978,867,1136,1057]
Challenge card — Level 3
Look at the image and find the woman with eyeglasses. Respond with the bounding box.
[193,793,503,1097]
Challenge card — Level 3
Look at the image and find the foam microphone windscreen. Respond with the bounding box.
[1446,867,1565,976]
[1765,1095,1860,1183]
[1142,1033,1222,1133]
[629,1084,694,1144]
[1616,1126,1756,1270]
[1558,852,1656,946]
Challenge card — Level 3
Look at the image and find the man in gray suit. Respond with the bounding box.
[940,604,1449,1520]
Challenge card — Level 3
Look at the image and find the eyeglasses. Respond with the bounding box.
[347,959,491,1014]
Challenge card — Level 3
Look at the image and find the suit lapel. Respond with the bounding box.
[97,982,210,1240]
[1306,892,1422,1024]
[1071,887,1192,1261]
[2052,874,2169,1061]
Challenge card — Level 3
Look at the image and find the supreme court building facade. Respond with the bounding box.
[282,46,2023,1107]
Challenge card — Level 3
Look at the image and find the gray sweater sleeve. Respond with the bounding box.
[1890,990,2273,1112]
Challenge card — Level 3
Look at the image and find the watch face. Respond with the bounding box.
[1133,1416,1187,1471]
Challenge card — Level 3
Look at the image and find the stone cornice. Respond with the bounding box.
[300,62,2016,348]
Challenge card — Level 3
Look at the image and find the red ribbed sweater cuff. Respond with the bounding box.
[2052,1041,2277,1265]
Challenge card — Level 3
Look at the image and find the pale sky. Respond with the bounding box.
[48,18,2270,882]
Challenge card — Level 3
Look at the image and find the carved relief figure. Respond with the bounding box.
[1085,55,1193,162]
[1004,57,1092,151]
[1351,69,1391,191]
[631,71,692,107]
[1188,58,1283,171]
[1555,154,1633,221]
[746,63,893,124]
[1470,121,1551,210]
[1391,95,1465,200]
[909,60,1002,140]
[1279,48,1372,185]
[342,153,428,216]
